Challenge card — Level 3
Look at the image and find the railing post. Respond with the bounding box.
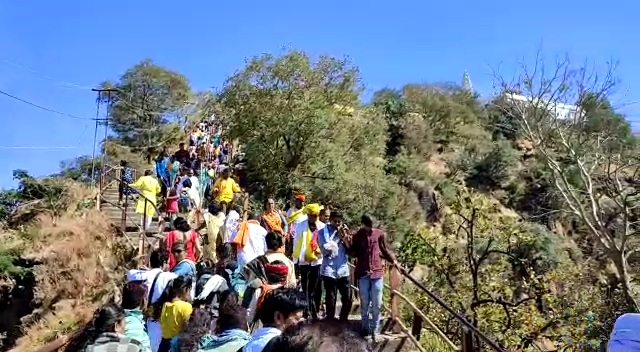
[462,329,475,352]
[390,264,402,333]
[139,199,147,259]
[120,198,127,233]
[411,312,423,340]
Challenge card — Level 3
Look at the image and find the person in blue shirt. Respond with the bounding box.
[171,242,197,300]
[317,210,352,321]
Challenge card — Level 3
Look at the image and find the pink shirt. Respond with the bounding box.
[166,196,179,214]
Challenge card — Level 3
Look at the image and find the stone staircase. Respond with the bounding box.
[337,296,415,351]
[100,185,170,244]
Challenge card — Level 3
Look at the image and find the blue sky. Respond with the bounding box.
[0,0,638,188]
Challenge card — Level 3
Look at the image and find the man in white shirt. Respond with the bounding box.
[285,194,307,256]
[224,205,241,243]
[243,288,307,352]
[234,212,268,271]
[126,250,177,352]
[292,203,325,320]
[187,168,201,209]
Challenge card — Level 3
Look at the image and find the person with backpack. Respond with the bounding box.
[129,251,177,352]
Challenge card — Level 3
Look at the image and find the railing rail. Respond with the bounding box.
[97,164,163,259]
[348,261,505,352]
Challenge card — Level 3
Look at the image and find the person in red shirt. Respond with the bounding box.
[344,214,398,340]
[165,189,179,227]
[165,217,203,270]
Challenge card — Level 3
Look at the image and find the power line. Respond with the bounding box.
[1,59,203,117]
[0,146,77,149]
[0,89,95,120]
[1,59,95,90]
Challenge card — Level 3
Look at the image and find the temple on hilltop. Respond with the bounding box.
[461,70,473,92]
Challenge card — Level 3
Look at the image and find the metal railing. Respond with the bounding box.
[97,164,164,259]
[351,261,506,352]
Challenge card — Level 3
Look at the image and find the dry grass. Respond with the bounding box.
[9,206,133,351]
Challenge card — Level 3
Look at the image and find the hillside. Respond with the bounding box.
[0,50,638,351]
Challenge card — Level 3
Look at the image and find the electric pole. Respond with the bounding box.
[90,98,101,187]
[91,88,118,189]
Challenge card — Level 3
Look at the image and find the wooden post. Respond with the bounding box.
[120,200,127,233]
[411,312,423,340]
[138,199,147,259]
[242,193,249,221]
[462,329,474,352]
[389,265,402,333]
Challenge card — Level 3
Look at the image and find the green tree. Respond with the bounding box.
[465,139,519,191]
[100,59,192,156]
[402,188,606,350]
[495,56,640,310]
[219,51,357,190]
[56,155,100,183]
[1,170,71,226]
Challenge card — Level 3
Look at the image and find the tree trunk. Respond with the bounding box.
[611,249,639,311]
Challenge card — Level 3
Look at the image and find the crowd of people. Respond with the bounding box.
[29,117,640,352]
[35,119,398,352]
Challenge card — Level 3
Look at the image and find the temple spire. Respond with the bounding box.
[461,70,473,92]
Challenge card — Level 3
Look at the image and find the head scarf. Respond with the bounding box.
[195,274,229,301]
[264,262,289,283]
[303,203,323,216]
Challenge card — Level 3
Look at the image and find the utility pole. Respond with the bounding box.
[91,88,118,189]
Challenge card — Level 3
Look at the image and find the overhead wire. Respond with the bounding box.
[0,89,95,120]
[0,146,77,150]
[1,58,205,118]
[0,87,194,132]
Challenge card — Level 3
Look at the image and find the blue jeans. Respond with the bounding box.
[358,276,383,334]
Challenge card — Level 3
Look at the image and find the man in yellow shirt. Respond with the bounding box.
[212,167,242,214]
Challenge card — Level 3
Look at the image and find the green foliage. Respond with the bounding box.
[465,139,519,191]
[56,155,100,183]
[580,93,637,151]
[100,59,192,156]
[1,170,72,226]
[0,243,28,278]
[402,188,613,349]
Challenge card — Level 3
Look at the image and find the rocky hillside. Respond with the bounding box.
[0,178,135,351]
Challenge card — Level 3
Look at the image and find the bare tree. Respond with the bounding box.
[492,52,640,311]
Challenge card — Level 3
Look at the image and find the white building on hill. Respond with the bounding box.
[503,92,582,121]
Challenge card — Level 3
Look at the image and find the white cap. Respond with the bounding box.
[126,269,146,282]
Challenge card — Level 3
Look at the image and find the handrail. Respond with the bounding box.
[98,164,164,259]
[347,260,505,352]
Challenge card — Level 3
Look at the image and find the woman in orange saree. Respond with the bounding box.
[260,197,289,236]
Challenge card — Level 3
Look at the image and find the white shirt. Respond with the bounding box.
[293,220,325,266]
[243,327,282,352]
[286,208,308,238]
[225,210,241,242]
[150,272,178,304]
[126,268,177,303]
[188,176,200,198]
[237,222,268,270]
